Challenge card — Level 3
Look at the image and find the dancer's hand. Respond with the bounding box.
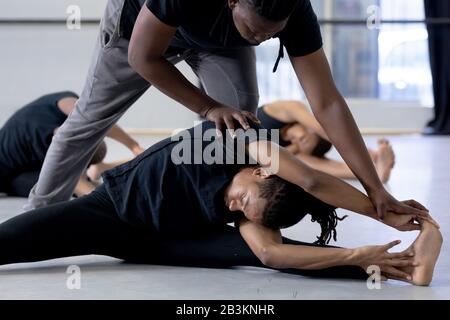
[354,240,416,281]
[369,188,433,223]
[131,144,145,156]
[202,104,260,137]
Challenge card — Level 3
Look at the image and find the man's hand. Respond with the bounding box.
[370,188,439,228]
[203,104,260,137]
[381,211,421,231]
[380,201,439,231]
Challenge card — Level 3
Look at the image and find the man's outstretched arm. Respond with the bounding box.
[246,140,438,229]
[290,48,428,219]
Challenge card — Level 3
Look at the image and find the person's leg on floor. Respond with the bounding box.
[132,225,368,280]
[6,171,40,198]
[0,185,156,266]
[0,166,12,195]
[3,190,366,279]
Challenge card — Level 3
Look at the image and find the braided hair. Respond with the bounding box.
[242,0,300,21]
[309,203,348,245]
[259,174,348,245]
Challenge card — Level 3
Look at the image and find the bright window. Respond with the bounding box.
[256,0,433,107]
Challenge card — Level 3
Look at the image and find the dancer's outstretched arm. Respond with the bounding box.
[264,100,329,140]
[106,125,144,156]
[239,217,443,286]
[87,158,134,182]
[247,140,438,230]
[238,218,415,281]
[294,154,356,180]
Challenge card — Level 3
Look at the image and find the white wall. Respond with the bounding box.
[0,0,108,19]
[0,0,198,129]
[0,0,434,132]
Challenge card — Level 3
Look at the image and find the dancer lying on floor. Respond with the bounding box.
[0,91,144,197]
[0,120,441,286]
[257,101,395,183]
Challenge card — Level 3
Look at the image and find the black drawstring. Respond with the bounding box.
[210,0,284,73]
[272,39,284,73]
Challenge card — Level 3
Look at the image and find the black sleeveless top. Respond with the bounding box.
[102,121,268,235]
[257,106,292,147]
[0,91,78,179]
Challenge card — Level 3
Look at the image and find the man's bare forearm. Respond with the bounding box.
[308,169,378,219]
[314,99,383,194]
[295,154,356,180]
[129,6,217,116]
[249,141,378,219]
[291,51,383,195]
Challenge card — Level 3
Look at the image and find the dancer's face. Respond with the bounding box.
[229,0,287,45]
[284,124,320,155]
[224,167,271,223]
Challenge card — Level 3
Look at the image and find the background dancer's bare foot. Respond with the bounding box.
[375,139,395,183]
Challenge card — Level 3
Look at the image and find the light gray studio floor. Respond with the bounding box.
[0,134,449,300]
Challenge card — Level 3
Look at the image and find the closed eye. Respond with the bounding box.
[247,24,275,39]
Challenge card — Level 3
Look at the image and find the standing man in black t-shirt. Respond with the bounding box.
[27,0,428,222]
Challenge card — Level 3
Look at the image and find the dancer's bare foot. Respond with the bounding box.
[368,148,378,163]
[74,174,97,197]
[399,220,443,286]
[86,163,106,182]
[374,139,395,183]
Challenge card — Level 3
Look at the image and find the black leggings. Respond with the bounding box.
[0,186,367,280]
[0,170,40,197]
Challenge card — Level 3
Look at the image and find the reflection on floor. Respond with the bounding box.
[0,134,449,299]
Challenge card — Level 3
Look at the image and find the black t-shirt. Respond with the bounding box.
[121,0,322,68]
[257,106,292,147]
[0,91,78,179]
[120,0,146,40]
[102,121,272,236]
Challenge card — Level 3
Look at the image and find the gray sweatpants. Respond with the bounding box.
[25,0,259,210]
